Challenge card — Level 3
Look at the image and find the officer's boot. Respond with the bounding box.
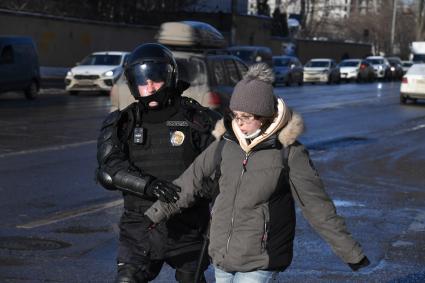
[115,263,148,283]
[175,269,206,283]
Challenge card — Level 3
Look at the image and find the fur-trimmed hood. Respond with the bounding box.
[212,98,304,150]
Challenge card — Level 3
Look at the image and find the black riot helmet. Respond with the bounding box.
[124,43,178,108]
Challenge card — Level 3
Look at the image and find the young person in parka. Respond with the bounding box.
[145,63,370,282]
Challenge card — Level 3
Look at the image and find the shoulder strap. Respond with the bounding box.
[213,139,226,175]
[281,145,290,170]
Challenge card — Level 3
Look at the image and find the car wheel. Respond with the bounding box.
[285,79,291,87]
[69,91,79,96]
[24,80,38,100]
[400,95,407,104]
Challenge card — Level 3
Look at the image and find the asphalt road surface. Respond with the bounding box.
[0,81,424,282]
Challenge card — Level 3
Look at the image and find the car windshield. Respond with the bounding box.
[412,54,425,63]
[339,61,359,67]
[387,58,401,64]
[367,59,384,65]
[273,58,291,67]
[229,50,254,62]
[305,61,330,67]
[80,54,122,66]
[176,58,206,86]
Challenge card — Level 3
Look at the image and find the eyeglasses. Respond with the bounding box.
[230,112,256,124]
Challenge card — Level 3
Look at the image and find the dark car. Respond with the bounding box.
[227,45,273,67]
[386,57,404,81]
[0,36,40,99]
[272,56,303,86]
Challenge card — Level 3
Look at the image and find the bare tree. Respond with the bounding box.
[298,0,338,39]
[341,2,416,58]
[257,0,270,16]
[418,0,425,40]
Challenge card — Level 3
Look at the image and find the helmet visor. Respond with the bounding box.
[126,62,174,86]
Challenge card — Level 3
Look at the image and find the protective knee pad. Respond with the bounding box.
[175,269,206,283]
[115,263,149,283]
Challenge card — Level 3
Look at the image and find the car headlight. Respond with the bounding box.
[322,70,328,74]
[66,71,73,77]
[102,70,114,77]
[390,66,395,71]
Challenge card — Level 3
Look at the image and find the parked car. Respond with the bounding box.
[365,56,391,80]
[400,63,425,104]
[401,60,413,74]
[303,58,340,84]
[0,36,40,99]
[65,51,129,95]
[175,50,247,113]
[227,45,273,67]
[386,57,404,81]
[339,59,375,82]
[272,55,303,86]
[111,21,248,114]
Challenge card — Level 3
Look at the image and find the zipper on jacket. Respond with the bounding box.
[261,220,269,252]
[226,152,250,254]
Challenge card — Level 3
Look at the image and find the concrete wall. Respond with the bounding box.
[0,11,157,67]
[296,39,372,64]
[0,9,372,67]
[0,10,284,67]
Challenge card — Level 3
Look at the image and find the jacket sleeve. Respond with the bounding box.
[288,142,365,264]
[145,139,221,223]
[109,84,119,112]
[95,110,154,197]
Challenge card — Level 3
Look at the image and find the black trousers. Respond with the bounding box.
[117,209,208,282]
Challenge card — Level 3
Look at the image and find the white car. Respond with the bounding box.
[365,56,391,79]
[400,63,425,104]
[339,59,375,82]
[303,58,340,84]
[65,51,129,95]
[401,60,413,74]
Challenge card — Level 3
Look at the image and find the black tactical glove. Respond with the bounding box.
[348,256,370,271]
[145,179,181,203]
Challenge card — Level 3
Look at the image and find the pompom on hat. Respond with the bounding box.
[230,63,276,117]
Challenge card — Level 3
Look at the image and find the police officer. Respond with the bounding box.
[96,43,220,283]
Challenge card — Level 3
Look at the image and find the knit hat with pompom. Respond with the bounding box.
[230,63,276,117]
